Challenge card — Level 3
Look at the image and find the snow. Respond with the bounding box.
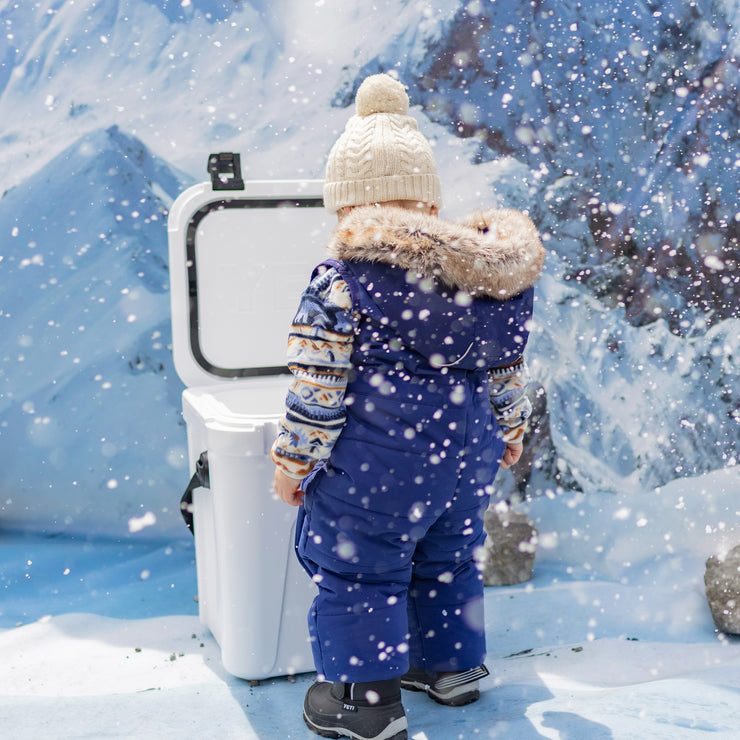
[2,0,739,737]
[3,468,740,738]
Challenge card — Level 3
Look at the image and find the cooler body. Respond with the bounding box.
[182,380,316,679]
[166,158,327,680]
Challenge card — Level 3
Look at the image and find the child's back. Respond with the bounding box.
[271,74,544,740]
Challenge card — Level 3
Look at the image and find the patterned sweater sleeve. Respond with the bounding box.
[488,357,533,444]
[270,266,356,480]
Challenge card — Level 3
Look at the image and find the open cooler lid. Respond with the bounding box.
[167,153,329,388]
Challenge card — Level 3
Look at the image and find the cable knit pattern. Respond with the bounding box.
[323,74,442,213]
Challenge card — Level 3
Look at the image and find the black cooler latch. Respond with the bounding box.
[207,152,245,191]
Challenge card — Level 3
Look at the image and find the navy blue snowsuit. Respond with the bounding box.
[295,254,534,683]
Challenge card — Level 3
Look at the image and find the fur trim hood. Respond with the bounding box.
[327,205,545,300]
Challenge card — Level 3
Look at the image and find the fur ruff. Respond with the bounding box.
[327,205,545,300]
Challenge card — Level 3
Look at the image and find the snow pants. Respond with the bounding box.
[296,429,502,683]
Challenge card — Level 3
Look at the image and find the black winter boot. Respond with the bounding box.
[401,664,489,706]
[303,677,407,740]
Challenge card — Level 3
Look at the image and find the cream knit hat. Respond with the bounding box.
[323,74,442,214]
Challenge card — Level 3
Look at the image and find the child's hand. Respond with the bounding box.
[500,442,524,470]
[273,467,305,506]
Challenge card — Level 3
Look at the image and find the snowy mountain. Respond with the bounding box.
[333,0,740,328]
[0,0,737,538]
[0,125,191,535]
[2,6,740,738]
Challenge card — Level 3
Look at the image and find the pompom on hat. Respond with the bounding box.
[323,74,442,214]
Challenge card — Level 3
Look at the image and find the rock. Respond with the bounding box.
[482,503,538,586]
[704,544,740,634]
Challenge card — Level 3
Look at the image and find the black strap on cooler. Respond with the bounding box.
[180,451,210,535]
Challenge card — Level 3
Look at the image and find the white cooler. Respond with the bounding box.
[167,153,327,680]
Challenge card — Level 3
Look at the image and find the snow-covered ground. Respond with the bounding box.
[2,467,740,739]
[2,1,739,737]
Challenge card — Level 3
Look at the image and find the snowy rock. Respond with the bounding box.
[482,504,538,586]
[705,545,740,635]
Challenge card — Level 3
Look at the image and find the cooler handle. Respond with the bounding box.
[180,451,210,534]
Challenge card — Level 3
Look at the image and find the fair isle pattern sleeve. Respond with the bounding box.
[271,266,356,479]
[488,357,533,444]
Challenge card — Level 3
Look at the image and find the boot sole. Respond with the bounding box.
[303,711,408,740]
